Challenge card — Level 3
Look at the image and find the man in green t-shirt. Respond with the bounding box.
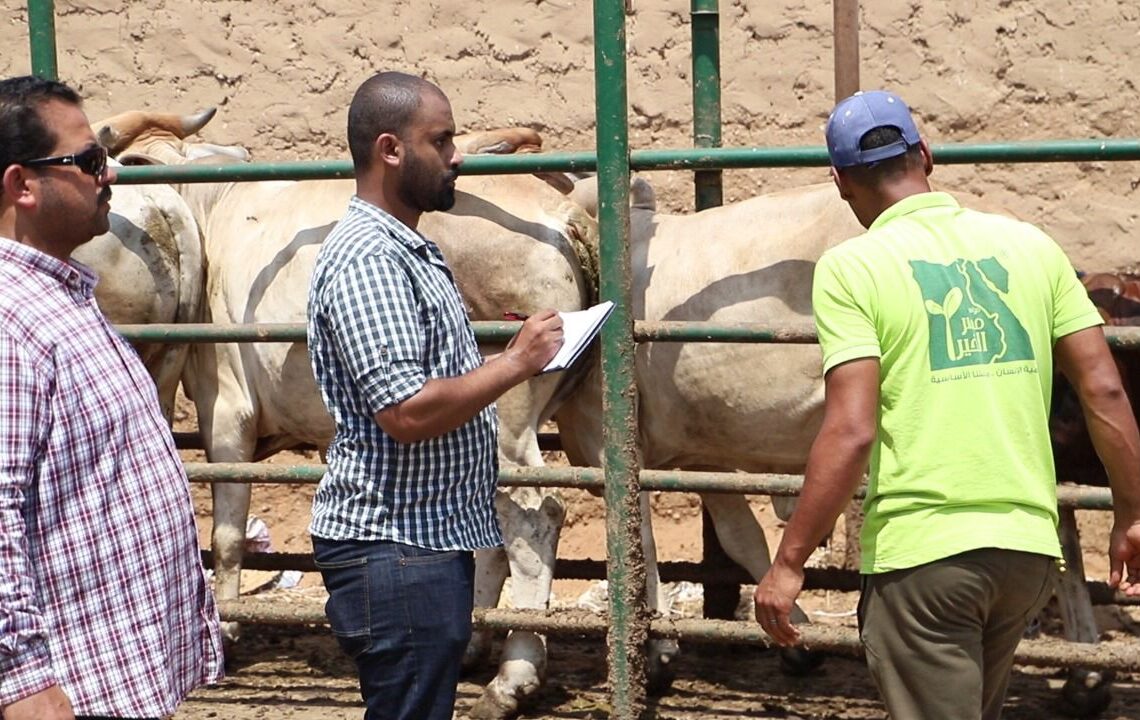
[754,89,1140,719]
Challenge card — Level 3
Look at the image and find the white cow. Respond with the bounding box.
[72,162,204,421]
[97,110,597,720]
[554,178,868,676]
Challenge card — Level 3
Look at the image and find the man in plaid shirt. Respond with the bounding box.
[0,76,223,719]
[307,71,564,720]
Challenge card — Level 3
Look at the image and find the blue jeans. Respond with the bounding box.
[312,537,475,720]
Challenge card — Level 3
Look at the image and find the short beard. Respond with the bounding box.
[401,148,456,213]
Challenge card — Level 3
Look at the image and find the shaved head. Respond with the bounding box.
[347,71,446,172]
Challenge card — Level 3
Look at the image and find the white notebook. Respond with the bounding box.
[541,301,616,374]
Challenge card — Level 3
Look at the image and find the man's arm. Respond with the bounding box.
[3,685,74,720]
[0,335,68,716]
[375,310,563,443]
[754,357,879,646]
[1055,326,1140,595]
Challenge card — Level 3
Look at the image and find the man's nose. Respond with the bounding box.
[451,147,464,168]
[100,165,118,184]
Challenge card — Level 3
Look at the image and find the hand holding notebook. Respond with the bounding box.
[538,301,615,374]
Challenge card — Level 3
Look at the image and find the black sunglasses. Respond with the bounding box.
[20,145,108,178]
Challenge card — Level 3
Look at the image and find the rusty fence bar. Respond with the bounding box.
[207,550,1137,606]
[214,601,1140,674]
[184,462,1117,511]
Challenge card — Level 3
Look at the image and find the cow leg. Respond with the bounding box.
[642,491,681,695]
[211,479,252,646]
[467,545,510,671]
[470,486,565,720]
[700,492,824,675]
[1056,507,1113,716]
[191,364,257,650]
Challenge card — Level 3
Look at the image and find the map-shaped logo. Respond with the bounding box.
[910,258,1034,370]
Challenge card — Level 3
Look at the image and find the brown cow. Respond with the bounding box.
[1051,272,1140,485]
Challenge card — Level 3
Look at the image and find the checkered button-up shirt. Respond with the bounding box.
[307,197,501,550]
[0,238,223,716]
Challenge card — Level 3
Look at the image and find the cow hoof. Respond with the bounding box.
[778,647,826,676]
[1060,667,1114,718]
[220,621,242,669]
[647,639,680,696]
[467,683,524,720]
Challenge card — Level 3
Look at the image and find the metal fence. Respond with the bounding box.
[22,0,1140,717]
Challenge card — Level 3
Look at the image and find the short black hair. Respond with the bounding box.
[0,75,83,181]
[843,126,922,183]
[347,71,444,172]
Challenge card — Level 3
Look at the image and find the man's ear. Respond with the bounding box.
[830,166,854,201]
[374,133,402,169]
[1,165,37,209]
[919,139,934,177]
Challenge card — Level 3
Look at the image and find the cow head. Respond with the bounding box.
[93,108,251,166]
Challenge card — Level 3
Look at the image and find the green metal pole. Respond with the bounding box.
[690,0,736,620]
[691,0,723,210]
[593,0,646,716]
[27,0,58,80]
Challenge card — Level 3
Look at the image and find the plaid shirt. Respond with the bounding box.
[0,239,223,716]
[307,197,501,550]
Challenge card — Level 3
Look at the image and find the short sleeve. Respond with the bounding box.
[812,251,881,374]
[1043,238,1103,341]
[323,254,427,412]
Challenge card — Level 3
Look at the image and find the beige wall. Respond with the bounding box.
[4,0,1139,269]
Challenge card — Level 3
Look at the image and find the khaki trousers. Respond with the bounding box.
[859,548,1056,720]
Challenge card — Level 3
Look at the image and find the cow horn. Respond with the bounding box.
[180,108,218,137]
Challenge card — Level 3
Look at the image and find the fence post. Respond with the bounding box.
[27,0,58,80]
[594,0,647,717]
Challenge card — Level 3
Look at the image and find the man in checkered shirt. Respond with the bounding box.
[306,71,565,720]
[0,77,223,719]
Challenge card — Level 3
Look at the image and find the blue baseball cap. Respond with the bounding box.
[825,90,921,168]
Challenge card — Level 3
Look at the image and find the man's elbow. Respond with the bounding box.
[1080,376,1131,410]
[374,411,427,444]
[823,418,876,458]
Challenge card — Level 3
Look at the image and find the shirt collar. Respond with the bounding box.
[348,196,429,252]
[869,191,960,231]
[0,235,98,296]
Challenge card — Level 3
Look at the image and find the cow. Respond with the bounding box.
[552,177,864,678]
[72,162,204,421]
[96,109,598,720]
[561,176,1125,699]
[1051,272,1140,486]
[1048,271,1140,716]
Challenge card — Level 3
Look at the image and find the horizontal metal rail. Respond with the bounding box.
[112,139,1140,185]
[203,550,1137,606]
[118,322,1140,349]
[184,462,1116,510]
[213,601,1140,673]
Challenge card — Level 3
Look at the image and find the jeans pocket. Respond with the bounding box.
[315,556,372,659]
[397,546,463,566]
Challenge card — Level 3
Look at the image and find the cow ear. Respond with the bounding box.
[96,125,124,155]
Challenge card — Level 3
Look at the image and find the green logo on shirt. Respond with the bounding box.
[910,258,1034,370]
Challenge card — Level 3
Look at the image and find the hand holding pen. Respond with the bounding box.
[502,308,563,374]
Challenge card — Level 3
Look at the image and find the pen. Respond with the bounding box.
[503,311,529,321]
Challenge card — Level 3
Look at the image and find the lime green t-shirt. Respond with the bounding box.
[812,192,1103,573]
